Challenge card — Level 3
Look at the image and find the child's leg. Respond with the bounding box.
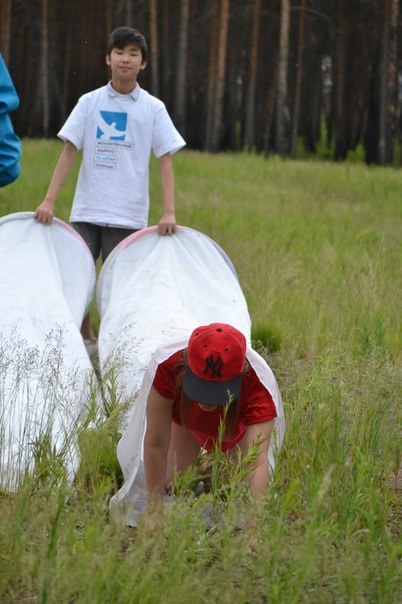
[81,312,93,341]
[71,222,99,343]
[101,226,139,261]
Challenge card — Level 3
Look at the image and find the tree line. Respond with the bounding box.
[1,0,401,165]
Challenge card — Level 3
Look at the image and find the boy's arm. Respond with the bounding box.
[241,420,275,502]
[34,140,77,224]
[157,153,176,235]
[144,385,173,504]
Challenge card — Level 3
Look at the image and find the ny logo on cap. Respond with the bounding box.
[203,355,223,378]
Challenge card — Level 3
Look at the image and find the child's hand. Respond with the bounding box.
[141,498,165,532]
[141,509,165,532]
[158,211,177,235]
[34,198,55,224]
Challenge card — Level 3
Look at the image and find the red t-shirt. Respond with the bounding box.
[153,349,277,452]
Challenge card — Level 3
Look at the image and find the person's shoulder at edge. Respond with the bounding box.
[0,54,19,112]
[0,53,21,187]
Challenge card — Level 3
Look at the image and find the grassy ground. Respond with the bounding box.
[0,140,401,603]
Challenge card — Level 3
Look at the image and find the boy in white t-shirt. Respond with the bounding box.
[34,27,186,340]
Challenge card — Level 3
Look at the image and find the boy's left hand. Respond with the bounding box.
[158,215,177,235]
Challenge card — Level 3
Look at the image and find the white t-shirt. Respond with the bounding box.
[58,82,186,229]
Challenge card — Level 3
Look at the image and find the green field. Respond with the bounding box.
[0,140,401,603]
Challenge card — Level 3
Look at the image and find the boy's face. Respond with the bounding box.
[106,44,146,84]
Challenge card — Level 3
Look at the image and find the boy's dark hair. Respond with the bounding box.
[107,27,148,62]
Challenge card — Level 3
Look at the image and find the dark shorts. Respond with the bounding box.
[71,222,139,263]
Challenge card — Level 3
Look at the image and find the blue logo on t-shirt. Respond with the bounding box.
[96,111,127,140]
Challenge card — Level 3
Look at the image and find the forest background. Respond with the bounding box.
[1,0,402,165]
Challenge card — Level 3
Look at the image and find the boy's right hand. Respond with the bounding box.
[34,198,55,224]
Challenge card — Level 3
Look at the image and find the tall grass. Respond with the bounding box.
[0,141,401,603]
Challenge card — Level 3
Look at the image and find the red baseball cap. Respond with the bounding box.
[183,323,247,406]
